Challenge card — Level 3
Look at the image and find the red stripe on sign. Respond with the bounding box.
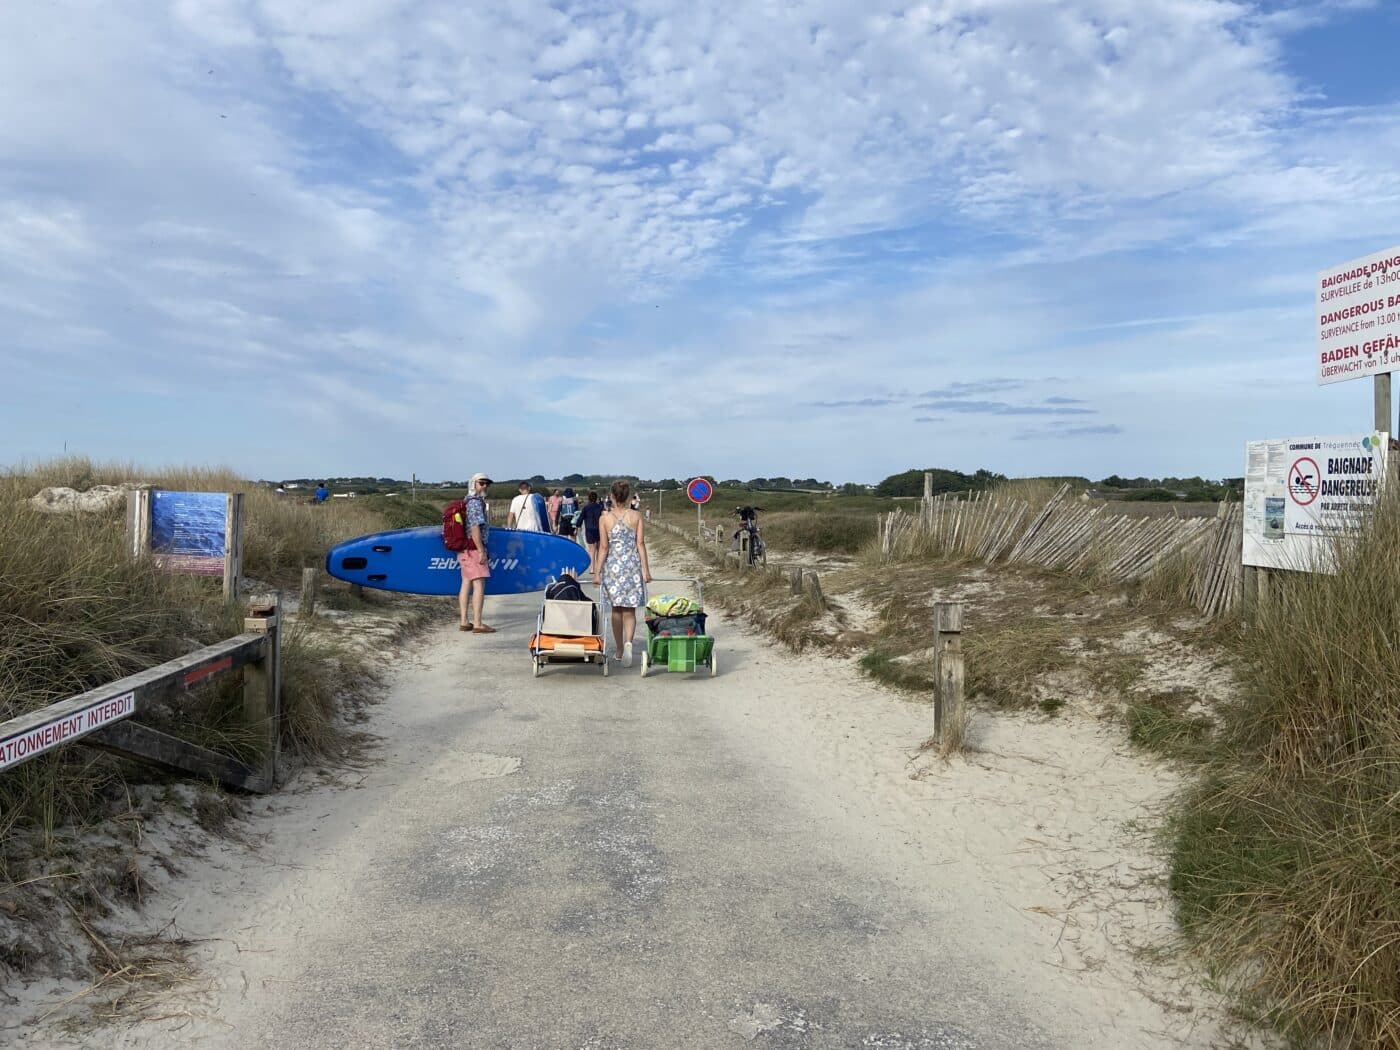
[184,655,233,686]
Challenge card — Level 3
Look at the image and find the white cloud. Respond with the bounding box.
[1,0,1398,479]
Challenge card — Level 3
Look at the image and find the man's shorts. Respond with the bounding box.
[458,549,491,582]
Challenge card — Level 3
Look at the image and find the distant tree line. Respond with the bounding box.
[873,468,1007,497]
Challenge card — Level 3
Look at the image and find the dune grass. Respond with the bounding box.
[0,459,393,866]
[1168,489,1400,1046]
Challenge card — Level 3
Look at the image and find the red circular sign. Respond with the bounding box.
[686,477,713,504]
[1289,457,1320,506]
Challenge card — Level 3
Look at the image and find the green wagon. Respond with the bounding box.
[638,576,717,678]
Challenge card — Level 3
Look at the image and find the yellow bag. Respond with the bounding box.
[646,594,701,616]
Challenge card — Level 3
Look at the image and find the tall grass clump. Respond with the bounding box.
[1170,488,1400,1046]
[0,459,391,859]
[761,511,877,555]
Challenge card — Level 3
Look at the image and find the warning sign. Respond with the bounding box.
[0,691,135,772]
[1288,457,1320,506]
[1317,244,1400,386]
[1244,433,1389,571]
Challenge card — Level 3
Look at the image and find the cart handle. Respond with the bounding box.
[645,576,704,606]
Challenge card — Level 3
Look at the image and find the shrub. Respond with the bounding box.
[1170,489,1400,1045]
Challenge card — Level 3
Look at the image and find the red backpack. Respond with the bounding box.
[442,499,468,551]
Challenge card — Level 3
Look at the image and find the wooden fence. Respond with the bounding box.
[880,485,1243,619]
[0,602,283,793]
[653,518,829,610]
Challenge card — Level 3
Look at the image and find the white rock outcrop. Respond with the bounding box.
[28,484,148,514]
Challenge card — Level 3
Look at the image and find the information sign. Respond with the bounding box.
[1243,433,1388,572]
[1317,245,1400,385]
[151,491,228,576]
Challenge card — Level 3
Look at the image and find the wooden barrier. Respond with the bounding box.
[301,566,320,617]
[933,602,964,738]
[0,601,282,793]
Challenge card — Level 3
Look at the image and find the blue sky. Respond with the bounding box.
[2,0,1399,484]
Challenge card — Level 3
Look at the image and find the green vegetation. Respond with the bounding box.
[1098,474,1243,502]
[874,467,1007,497]
[0,459,393,868]
[1169,491,1400,1046]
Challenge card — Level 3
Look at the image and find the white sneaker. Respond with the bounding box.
[622,641,634,667]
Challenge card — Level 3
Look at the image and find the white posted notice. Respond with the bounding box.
[1317,245,1400,385]
[1243,433,1389,572]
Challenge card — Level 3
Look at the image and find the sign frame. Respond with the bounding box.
[1317,244,1400,387]
[1243,432,1388,573]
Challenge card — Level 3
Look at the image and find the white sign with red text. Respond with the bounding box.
[1317,245,1400,385]
[0,691,136,772]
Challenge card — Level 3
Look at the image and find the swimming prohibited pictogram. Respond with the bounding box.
[1289,457,1320,506]
[686,478,713,505]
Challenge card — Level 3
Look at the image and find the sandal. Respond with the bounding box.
[459,624,472,632]
[472,625,497,634]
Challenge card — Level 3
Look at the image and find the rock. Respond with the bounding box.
[29,483,148,515]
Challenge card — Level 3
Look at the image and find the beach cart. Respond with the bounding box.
[639,576,716,678]
[529,575,608,677]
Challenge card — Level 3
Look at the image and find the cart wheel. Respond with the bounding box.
[639,652,649,678]
[532,656,541,678]
[710,651,718,677]
[602,658,610,677]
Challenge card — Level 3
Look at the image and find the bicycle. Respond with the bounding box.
[732,506,767,567]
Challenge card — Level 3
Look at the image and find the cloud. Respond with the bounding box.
[1015,423,1126,441]
[810,397,903,408]
[910,400,1097,416]
[919,379,1026,399]
[1,1,1397,482]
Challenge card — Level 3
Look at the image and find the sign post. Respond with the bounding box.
[686,477,713,541]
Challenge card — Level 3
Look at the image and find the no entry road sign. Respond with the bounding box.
[686,478,713,504]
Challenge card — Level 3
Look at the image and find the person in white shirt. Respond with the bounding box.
[507,481,547,531]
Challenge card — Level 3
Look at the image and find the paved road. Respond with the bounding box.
[22,584,1210,1049]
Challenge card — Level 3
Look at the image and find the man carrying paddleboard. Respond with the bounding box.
[507,481,548,532]
[459,473,495,634]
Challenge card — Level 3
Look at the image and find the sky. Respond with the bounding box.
[3,0,1400,484]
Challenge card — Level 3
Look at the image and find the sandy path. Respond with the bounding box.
[12,569,1232,1049]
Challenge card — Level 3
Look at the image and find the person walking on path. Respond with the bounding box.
[579,490,605,572]
[546,488,563,533]
[557,488,579,539]
[459,473,495,634]
[507,481,547,531]
[593,480,651,666]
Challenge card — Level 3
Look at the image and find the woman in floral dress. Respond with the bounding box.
[593,479,652,666]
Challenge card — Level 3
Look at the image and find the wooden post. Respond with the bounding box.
[933,602,965,738]
[1376,373,1393,433]
[789,567,803,596]
[802,570,825,608]
[350,583,364,600]
[300,566,320,617]
[242,600,281,791]
[223,492,244,603]
[125,488,153,560]
[738,531,750,569]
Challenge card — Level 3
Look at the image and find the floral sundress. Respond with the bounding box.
[601,517,646,608]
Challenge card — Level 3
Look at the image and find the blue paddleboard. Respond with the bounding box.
[325,526,591,596]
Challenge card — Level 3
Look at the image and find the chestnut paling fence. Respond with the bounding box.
[877,485,1243,620]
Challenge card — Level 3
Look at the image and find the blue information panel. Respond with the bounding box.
[151,491,227,577]
[686,477,713,504]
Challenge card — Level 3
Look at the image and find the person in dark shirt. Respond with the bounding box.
[579,490,605,574]
[314,483,329,503]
